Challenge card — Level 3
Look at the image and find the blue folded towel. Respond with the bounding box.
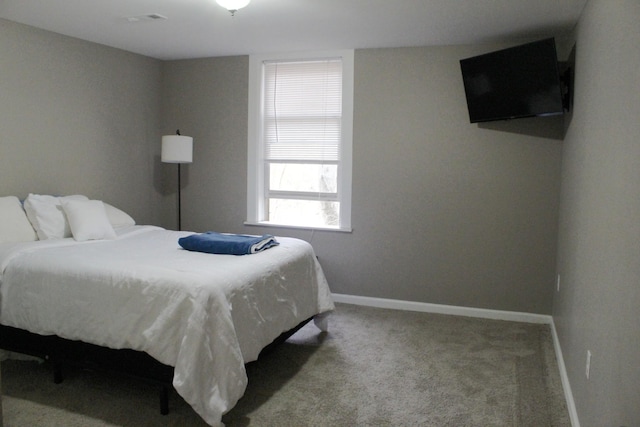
[178,232,279,255]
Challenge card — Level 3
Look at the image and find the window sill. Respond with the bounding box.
[244,221,352,233]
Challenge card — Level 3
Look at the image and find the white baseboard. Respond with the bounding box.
[331,293,578,426]
[550,320,580,427]
[331,293,552,324]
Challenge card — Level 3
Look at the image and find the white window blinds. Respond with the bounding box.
[263,59,342,162]
[247,49,353,231]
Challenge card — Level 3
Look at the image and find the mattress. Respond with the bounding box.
[0,225,334,426]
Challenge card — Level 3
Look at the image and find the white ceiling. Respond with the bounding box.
[0,0,587,60]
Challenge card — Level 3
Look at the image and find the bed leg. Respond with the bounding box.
[53,362,63,384]
[160,385,169,415]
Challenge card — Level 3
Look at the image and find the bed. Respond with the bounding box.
[0,195,334,426]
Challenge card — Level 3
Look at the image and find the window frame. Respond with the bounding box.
[246,50,354,232]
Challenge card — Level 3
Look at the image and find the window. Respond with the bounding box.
[247,50,353,231]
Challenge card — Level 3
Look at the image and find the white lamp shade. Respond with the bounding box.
[216,0,250,11]
[161,135,193,163]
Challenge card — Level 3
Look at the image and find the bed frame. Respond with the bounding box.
[0,318,311,415]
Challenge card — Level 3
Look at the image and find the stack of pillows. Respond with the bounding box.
[0,194,135,243]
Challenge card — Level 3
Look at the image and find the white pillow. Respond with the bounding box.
[103,202,136,228]
[61,199,117,241]
[0,196,38,243]
[23,194,89,240]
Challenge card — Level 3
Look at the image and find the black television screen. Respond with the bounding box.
[460,38,565,123]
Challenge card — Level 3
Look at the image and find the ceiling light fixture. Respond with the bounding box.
[216,0,250,16]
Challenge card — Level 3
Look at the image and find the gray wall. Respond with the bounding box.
[163,45,564,315]
[553,0,640,425]
[160,56,249,232]
[0,19,164,225]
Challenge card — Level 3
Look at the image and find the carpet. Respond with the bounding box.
[0,303,570,426]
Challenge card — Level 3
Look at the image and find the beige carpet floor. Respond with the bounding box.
[1,303,570,426]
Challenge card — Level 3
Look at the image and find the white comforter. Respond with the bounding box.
[0,225,334,426]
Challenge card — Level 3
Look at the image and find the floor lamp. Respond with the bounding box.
[162,131,193,231]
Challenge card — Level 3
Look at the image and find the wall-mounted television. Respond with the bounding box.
[460,38,566,123]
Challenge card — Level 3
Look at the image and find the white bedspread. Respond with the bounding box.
[0,226,334,426]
